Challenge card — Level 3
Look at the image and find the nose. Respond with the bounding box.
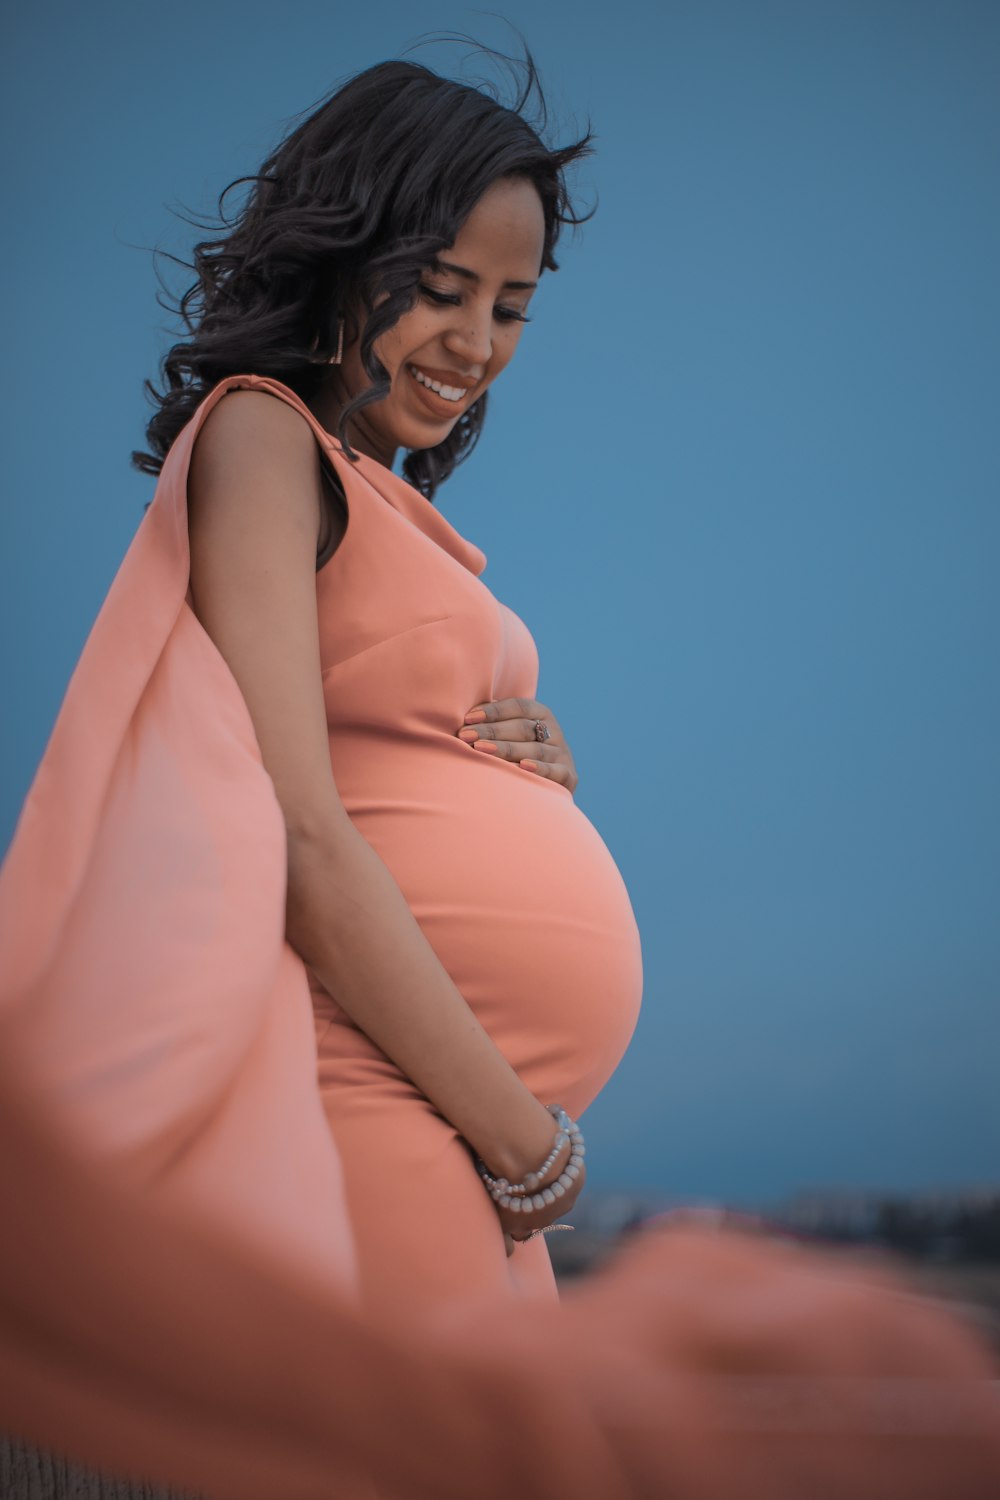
[442,298,493,369]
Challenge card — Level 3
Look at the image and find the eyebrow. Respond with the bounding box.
[431,257,537,292]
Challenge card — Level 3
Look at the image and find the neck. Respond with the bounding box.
[307,373,398,471]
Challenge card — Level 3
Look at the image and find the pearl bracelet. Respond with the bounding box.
[474,1104,586,1214]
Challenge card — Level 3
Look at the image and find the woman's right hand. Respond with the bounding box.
[496,1155,586,1246]
[468,1098,586,1250]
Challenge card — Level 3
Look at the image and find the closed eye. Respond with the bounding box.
[419,284,532,324]
[419,286,460,308]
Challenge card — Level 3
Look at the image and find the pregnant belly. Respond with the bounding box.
[311,741,643,1120]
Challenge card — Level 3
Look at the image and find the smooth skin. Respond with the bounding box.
[188,175,585,1259]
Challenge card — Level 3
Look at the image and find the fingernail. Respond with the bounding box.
[464,710,487,723]
[457,728,478,742]
[473,740,498,754]
[519,759,538,773]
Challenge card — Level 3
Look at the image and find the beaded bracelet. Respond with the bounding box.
[474,1104,586,1215]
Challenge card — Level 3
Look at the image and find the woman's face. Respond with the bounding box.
[320,175,546,467]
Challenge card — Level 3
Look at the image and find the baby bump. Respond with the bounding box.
[316,748,643,1118]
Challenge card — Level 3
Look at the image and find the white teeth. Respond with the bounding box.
[409,365,465,402]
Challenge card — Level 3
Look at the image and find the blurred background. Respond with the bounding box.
[2,0,997,1267]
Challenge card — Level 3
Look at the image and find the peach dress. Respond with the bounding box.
[0,372,643,1323]
[252,372,642,1315]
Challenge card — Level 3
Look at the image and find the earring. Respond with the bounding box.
[327,318,344,365]
[308,318,344,365]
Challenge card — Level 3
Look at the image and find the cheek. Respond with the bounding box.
[377,308,438,378]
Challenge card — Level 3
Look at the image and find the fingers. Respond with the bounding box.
[517,756,579,793]
[497,1177,582,1232]
[460,715,554,750]
[496,1163,586,1241]
[460,733,576,791]
[463,697,542,727]
[457,721,570,770]
[458,700,578,793]
[462,700,559,748]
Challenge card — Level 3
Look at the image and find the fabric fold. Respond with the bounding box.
[0,376,360,1293]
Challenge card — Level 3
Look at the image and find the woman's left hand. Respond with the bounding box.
[456,698,579,794]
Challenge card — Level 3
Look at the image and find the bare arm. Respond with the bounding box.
[283,821,562,1181]
[186,390,566,1186]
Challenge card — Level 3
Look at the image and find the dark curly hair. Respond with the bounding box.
[130,41,594,503]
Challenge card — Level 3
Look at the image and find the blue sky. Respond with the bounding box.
[2,0,997,1206]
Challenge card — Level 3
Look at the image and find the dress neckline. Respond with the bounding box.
[334,437,488,581]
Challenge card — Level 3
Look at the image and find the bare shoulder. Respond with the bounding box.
[192,384,317,452]
[188,387,326,549]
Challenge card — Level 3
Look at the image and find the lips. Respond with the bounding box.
[411,364,478,390]
[406,363,477,415]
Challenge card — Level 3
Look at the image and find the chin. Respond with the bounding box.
[369,388,463,458]
[394,417,461,453]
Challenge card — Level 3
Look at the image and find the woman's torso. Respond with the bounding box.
[224,376,643,1120]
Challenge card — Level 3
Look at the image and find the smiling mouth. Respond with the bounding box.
[407,364,471,404]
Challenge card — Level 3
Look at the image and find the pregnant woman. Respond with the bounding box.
[4,44,999,1500]
[0,46,640,1361]
[5,39,1000,1500]
[173,55,642,1315]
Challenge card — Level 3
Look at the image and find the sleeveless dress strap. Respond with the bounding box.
[200,371,367,481]
[193,374,354,571]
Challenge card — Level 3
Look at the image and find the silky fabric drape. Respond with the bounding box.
[0,379,361,1299]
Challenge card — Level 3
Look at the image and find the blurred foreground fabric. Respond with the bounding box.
[1,1048,998,1499]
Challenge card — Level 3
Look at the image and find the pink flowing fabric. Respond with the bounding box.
[0,378,997,1497]
[0,380,361,1300]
